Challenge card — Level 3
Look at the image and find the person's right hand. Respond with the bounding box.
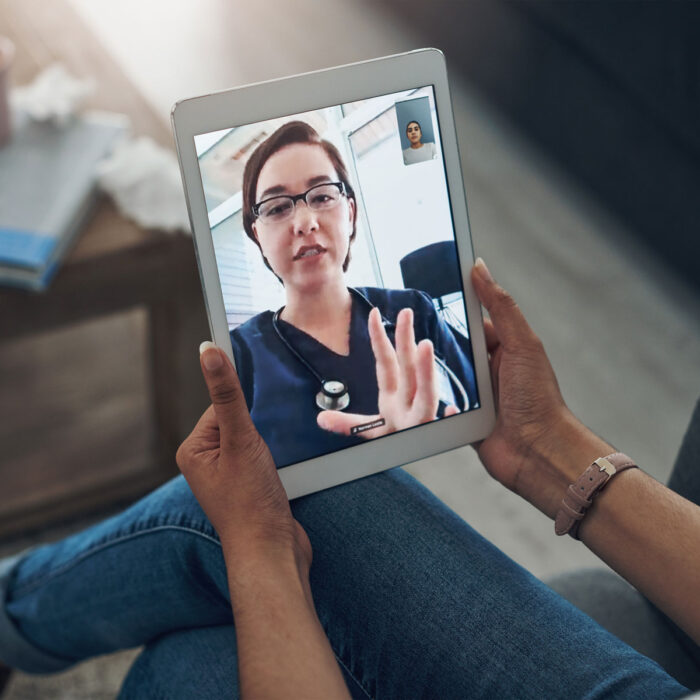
[471,258,613,519]
[180,345,351,700]
[176,342,311,573]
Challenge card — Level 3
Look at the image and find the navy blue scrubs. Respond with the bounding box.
[230,287,478,468]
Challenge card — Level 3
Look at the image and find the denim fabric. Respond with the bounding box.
[0,467,688,699]
[547,568,700,691]
[1,476,229,670]
[118,624,372,700]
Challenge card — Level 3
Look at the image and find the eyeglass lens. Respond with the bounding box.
[257,183,343,223]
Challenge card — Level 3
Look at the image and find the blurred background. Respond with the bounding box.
[0,0,699,696]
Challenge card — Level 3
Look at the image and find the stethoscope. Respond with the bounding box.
[271,288,469,413]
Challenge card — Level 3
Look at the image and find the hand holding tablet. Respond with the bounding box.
[172,48,496,498]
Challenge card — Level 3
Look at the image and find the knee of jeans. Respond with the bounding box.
[151,527,230,608]
[121,477,229,603]
[131,475,212,527]
[101,476,214,543]
[75,476,229,605]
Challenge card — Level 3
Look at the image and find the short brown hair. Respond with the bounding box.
[241,121,357,278]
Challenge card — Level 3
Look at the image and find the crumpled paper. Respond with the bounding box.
[12,63,95,124]
[97,137,190,233]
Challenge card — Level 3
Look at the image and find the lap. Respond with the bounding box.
[2,469,690,698]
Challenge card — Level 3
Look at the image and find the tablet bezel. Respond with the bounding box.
[171,48,495,499]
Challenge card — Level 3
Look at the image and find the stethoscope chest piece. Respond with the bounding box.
[316,379,350,411]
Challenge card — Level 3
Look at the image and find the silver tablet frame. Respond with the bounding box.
[171,48,495,499]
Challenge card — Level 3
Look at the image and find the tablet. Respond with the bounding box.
[171,48,495,499]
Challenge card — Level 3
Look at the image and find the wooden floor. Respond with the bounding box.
[2,0,700,696]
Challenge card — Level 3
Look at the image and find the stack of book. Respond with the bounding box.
[0,111,127,291]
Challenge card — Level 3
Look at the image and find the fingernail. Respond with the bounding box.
[199,341,223,371]
[475,257,493,283]
[199,341,216,355]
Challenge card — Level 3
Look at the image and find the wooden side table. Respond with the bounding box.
[0,0,210,537]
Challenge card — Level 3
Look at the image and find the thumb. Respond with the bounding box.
[470,258,535,350]
[199,341,254,446]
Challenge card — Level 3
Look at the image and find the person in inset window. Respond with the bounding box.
[402,120,437,165]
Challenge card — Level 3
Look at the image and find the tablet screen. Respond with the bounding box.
[193,85,480,468]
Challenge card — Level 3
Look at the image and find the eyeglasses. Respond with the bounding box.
[253,182,347,224]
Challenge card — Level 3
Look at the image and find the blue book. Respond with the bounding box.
[0,111,128,291]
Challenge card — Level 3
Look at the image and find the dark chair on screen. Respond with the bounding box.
[399,240,468,335]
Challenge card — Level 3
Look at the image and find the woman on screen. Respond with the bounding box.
[231,120,477,468]
[402,120,437,165]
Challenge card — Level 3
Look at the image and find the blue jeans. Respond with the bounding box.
[0,468,689,699]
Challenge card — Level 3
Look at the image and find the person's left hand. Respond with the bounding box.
[317,307,458,439]
[177,342,311,569]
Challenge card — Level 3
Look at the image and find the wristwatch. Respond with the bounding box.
[554,452,638,539]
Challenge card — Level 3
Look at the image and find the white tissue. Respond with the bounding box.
[97,137,190,233]
[12,63,189,233]
[12,63,95,124]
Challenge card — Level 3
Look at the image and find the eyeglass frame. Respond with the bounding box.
[252,181,348,222]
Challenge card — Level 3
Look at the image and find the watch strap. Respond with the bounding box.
[554,452,637,539]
